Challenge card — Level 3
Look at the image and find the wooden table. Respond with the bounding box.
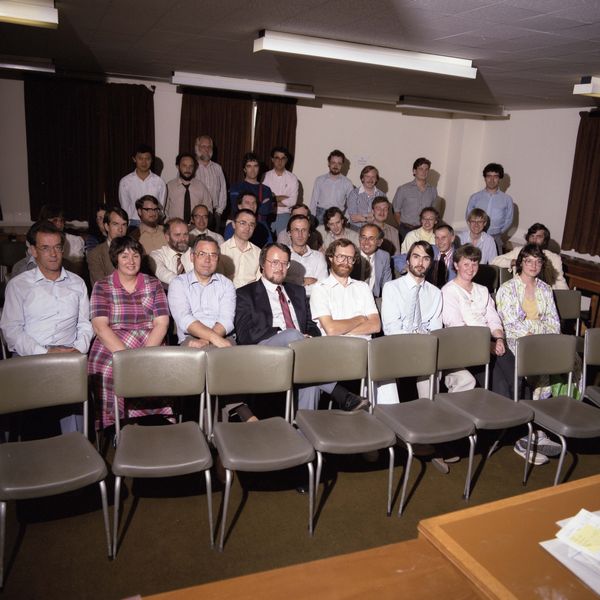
[419,474,600,599]
[562,254,600,328]
[145,538,481,599]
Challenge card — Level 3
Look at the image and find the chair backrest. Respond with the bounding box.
[0,240,27,271]
[368,334,437,383]
[473,264,499,294]
[553,289,581,336]
[112,346,207,398]
[0,353,88,432]
[584,328,600,367]
[433,326,491,371]
[206,345,293,395]
[289,336,367,384]
[498,266,513,285]
[516,334,576,378]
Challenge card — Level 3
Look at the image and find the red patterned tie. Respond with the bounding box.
[276,285,296,329]
[176,253,184,275]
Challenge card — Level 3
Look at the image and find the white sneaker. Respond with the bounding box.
[517,432,562,457]
[513,442,549,465]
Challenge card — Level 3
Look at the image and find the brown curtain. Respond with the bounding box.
[179,91,252,187]
[253,98,297,170]
[24,79,154,220]
[562,111,600,256]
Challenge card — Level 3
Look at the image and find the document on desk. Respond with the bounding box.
[540,508,600,595]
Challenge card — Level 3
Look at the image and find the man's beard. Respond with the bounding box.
[180,172,194,181]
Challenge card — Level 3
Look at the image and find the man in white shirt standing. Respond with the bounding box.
[118,144,166,226]
[194,135,227,230]
[1,221,93,433]
[285,214,328,297]
[262,146,299,235]
[309,150,354,225]
[149,218,193,287]
[219,208,261,288]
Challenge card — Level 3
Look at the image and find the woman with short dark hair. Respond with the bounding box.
[88,235,170,431]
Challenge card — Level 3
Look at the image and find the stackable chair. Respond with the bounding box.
[111,347,213,557]
[553,289,584,352]
[208,346,315,551]
[515,334,600,486]
[433,326,535,486]
[290,336,396,518]
[369,334,476,515]
[582,328,600,407]
[498,266,513,286]
[0,354,111,587]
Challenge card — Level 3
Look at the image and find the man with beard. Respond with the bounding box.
[149,218,193,287]
[194,135,227,228]
[132,195,165,256]
[166,153,211,222]
[309,150,354,225]
[235,243,367,412]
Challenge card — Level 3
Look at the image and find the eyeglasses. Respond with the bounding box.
[333,254,356,264]
[359,235,378,243]
[141,207,160,213]
[273,155,287,161]
[421,217,437,222]
[235,220,256,228]
[36,244,64,254]
[193,213,208,219]
[194,251,219,260]
[523,258,543,266]
[264,258,290,269]
[468,219,486,225]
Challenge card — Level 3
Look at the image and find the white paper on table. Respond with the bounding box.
[540,538,600,595]
[556,509,600,560]
[557,509,600,528]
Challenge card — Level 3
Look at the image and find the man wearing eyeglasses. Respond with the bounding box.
[219,209,261,288]
[235,243,366,412]
[149,218,194,288]
[132,195,165,256]
[1,221,92,433]
[168,236,235,348]
[310,239,381,339]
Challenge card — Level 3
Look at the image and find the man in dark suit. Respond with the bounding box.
[235,243,367,411]
[352,224,392,298]
[426,223,457,289]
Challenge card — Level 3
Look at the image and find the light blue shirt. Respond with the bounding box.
[167,270,236,343]
[381,274,442,335]
[466,190,514,236]
[309,173,354,214]
[0,267,92,356]
[456,230,498,265]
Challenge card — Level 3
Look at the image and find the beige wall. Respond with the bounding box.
[0,76,595,261]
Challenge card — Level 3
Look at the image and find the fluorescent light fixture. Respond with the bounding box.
[0,1,58,28]
[0,56,55,73]
[573,76,600,98]
[396,96,507,117]
[172,71,315,99]
[254,30,477,79]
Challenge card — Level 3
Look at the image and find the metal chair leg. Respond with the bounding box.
[98,480,111,558]
[204,469,214,548]
[386,446,395,516]
[112,476,121,558]
[553,434,568,486]
[464,434,477,500]
[486,428,506,458]
[398,443,414,516]
[523,423,533,485]
[307,462,314,536]
[218,469,233,551]
[0,501,5,588]
[314,451,323,517]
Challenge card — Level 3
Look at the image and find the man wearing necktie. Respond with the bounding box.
[149,218,193,288]
[166,153,212,222]
[427,223,457,289]
[235,243,368,412]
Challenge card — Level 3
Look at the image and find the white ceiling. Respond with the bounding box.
[1,0,600,109]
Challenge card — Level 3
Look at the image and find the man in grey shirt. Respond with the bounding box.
[392,157,439,240]
[309,149,354,225]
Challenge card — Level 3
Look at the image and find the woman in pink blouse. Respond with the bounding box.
[441,244,514,399]
[88,236,170,431]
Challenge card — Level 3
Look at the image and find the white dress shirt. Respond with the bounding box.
[219,238,261,288]
[262,169,299,214]
[149,245,194,285]
[189,227,224,247]
[261,277,300,330]
[286,247,328,296]
[195,161,227,214]
[118,171,167,221]
[0,267,93,356]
